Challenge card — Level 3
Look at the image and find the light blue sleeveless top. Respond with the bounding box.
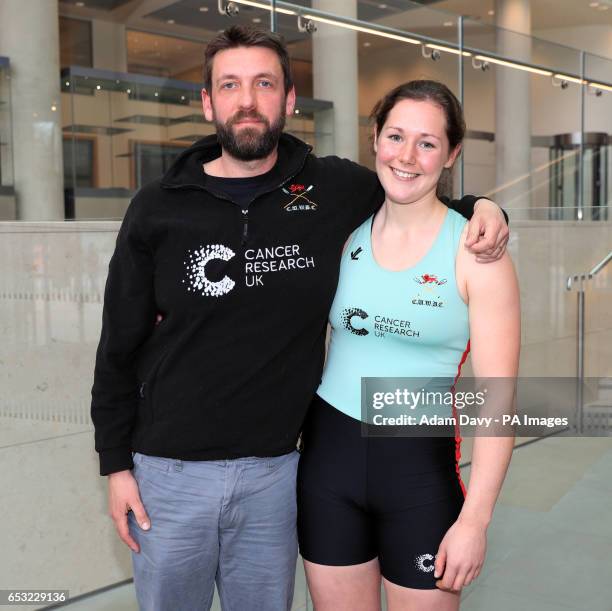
[318,208,470,421]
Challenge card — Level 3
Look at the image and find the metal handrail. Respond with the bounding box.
[566,250,612,432]
[590,251,612,276]
[566,250,612,290]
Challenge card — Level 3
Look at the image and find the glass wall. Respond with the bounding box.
[52,0,612,221]
[61,66,210,219]
[584,52,612,221]
[60,64,332,219]
[460,18,587,220]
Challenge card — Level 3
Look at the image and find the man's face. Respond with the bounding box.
[202,46,296,161]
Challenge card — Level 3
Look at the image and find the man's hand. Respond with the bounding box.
[108,470,150,553]
[464,198,509,263]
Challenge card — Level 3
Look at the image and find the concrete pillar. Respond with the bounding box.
[312,0,359,160]
[92,20,127,73]
[495,0,532,209]
[0,0,64,220]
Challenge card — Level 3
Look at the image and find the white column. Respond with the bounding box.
[0,0,64,220]
[92,20,127,73]
[495,0,532,209]
[312,0,359,160]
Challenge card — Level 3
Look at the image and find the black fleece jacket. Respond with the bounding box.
[91,133,489,475]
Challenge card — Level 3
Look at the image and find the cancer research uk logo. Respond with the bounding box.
[183,244,236,297]
[184,244,236,297]
[415,553,437,573]
[341,307,420,339]
[183,242,316,296]
[341,307,369,336]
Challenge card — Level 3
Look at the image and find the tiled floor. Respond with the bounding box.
[61,437,612,611]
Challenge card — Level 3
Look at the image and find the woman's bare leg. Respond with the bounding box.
[383,577,460,611]
[304,558,382,611]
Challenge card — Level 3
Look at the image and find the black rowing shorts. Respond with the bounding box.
[297,395,465,589]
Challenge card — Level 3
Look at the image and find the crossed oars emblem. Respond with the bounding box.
[282,184,317,210]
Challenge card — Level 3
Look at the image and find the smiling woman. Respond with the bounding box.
[297,80,520,611]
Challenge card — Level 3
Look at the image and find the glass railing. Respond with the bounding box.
[1,218,610,607]
[506,206,609,222]
[0,219,315,606]
[0,56,14,219]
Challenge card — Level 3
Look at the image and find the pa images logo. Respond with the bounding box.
[282,184,318,212]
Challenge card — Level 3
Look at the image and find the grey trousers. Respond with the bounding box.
[128,450,300,611]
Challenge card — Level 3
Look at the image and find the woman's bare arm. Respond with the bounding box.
[435,230,520,591]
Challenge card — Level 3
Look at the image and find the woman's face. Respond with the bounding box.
[374,98,460,206]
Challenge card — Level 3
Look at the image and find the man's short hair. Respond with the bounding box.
[203,25,294,95]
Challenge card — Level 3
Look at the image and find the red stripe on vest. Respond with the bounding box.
[451,339,471,497]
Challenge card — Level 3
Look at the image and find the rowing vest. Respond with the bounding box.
[317,208,470,422]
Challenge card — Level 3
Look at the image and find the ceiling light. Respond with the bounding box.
[363,41,371,47]
[167,19,175,24]
[488,10,495,15]
[96,84,101,90]
[379,3,388,8]
[51,105,57,112]
[443,21,453,26]
[76,1,85,6]
[252,17,261,23]
[126,89,131,93]
[199,6,209,11]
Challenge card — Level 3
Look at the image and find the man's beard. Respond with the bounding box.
[215,107,286,161]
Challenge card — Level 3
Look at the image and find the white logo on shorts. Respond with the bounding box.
[415,553,436,573]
